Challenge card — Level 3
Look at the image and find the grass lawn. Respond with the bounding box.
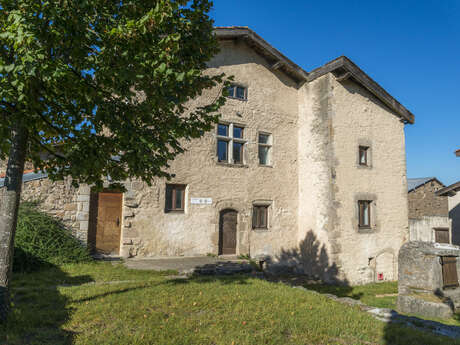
[303,281,399,309]
[2,262,459,345]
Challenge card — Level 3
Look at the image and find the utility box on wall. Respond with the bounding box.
[397,241,460,319]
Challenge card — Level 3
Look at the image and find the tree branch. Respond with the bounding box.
[30,136,67,161]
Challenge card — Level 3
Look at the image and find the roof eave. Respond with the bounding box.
[308,56,415,124]
[214,27,309,84]
[436,181,460,197]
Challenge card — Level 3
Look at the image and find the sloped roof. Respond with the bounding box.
[0,171,48,188]
[437,181,460,197]
[407,177,445,193]
[214,26,415,124]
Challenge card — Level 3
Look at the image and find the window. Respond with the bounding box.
[253,205,268,229]
[358,200,371,228]
[216,123,246,164]
[435,228,450,244]
[258,133,272,165]
[165,184,185,212]
[227,84,248,100]
[359,146,369,166]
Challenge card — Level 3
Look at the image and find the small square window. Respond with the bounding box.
[165,185,186,212]
[358,200,371,228]
[359,146,369,166]
[435,228,450,244]
[227,84,247,100]
[253,205,268,229]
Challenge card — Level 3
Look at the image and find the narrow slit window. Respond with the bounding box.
[358,200,371,228]
[258,133,272,165]
[359,146,369,166]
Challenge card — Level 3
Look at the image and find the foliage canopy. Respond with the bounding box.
[0,0,226,187]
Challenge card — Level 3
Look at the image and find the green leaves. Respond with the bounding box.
[0,0,228,187]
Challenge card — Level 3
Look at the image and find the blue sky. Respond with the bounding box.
[211,0,460,185]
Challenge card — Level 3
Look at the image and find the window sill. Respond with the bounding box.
[358,226,374,234]
[258,164,273,168]
[226,96,248,102]
[357,164,373,169]
[252,228,269,232]
[165,210,185,214]
[216,162,249,168]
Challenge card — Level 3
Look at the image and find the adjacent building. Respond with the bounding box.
[407,177,452,243]
[437,181,460,245]
[0,27,415,285]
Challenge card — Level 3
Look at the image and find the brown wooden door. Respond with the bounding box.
[219,209,237,255]
[435,228,450,244]
[441,256,459,288]
[95,192,123,254]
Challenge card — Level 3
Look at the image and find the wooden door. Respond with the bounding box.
[94,192,123,254]
[219,209,237,255]
[435,228,450,244]
[441,256,459,288]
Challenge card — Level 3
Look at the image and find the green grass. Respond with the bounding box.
[303,281,399,309]
[2,262,459,345]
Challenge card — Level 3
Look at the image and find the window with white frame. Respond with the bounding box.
[227,84,248,100]
[217,123,247,164]
[258,132,272,165]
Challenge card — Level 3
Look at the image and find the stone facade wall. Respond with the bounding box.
[409,216,452,243]
[18,178,90,243]
[297,75,342,282]
[120,40,300,259]
[328,77,409,285]
[0,39,412,286]
[449,193,460,245]
[408,180,448,218]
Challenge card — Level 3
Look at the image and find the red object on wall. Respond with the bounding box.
[378,273,384,281]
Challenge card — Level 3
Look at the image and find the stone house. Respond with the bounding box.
[0,27,415,285]
[407,177,452,244]
[437,181,460,245]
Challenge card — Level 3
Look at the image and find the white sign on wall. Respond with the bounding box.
[191,197,212,205]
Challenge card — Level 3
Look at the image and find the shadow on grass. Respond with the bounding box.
[382,313,460,345]
[1,251,94,345]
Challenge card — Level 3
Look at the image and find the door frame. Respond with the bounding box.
[218,208,238,255]
[88,189,123,255]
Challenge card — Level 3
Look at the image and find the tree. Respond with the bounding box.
[0,0,227,321]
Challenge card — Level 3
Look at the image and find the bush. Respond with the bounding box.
[13,202,92,272]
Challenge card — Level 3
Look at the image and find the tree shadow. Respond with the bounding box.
[263,230,355,295]
[382,312,460,344]
[0,250,93,345]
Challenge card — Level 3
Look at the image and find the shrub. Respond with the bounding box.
[13,202,92,272]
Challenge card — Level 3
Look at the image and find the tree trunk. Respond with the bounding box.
[0,123,28,322]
